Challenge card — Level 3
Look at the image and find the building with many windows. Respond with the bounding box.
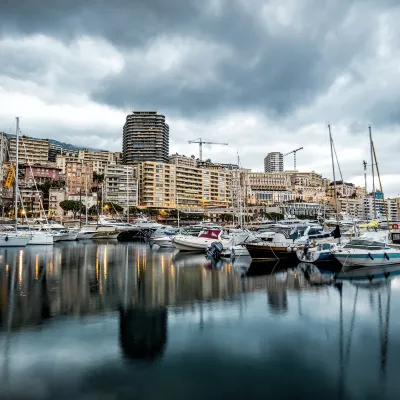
[48,188,67,217]
[264,152,283,173]
[65,161,93,196]
[8,135,50,165]
[123,111,169,164]
[137,162,231,209]
[103,164,138,210]
[78,149,121,174]
[169,153,197,168]
[24,164,61,185]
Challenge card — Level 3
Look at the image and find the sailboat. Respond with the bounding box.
[332,127,400,269]
[0,117,29,247]
[296,125,342,263]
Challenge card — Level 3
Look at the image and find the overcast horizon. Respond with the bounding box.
[1,0,400,196]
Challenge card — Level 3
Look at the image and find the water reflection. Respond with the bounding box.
[0,243,400,399]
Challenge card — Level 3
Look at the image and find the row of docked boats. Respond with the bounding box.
[0,215,165,247]
[148,218,400,275]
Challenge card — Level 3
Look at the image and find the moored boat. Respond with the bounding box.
[332,232,400,270]
[0,233,29,247]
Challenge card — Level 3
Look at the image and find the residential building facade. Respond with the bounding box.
[264,152,283,173]
[8,136,50,165]
[24,164,61,185]
[65,161,93,196]
[123,111,169,164]
[48,188,67,217]
[137,162,231,209]
[169,153,197,168]
[103,164,138,209]
[56,155,79,174]
[78,149,121,174]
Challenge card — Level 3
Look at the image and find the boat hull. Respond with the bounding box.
[244,243,297,261]
[53,232,78,242]
[153,237,174,248]
[172,233,225,252]
[27,233,54,245]
[333,249,400,270]
[296,249,335,263]
[77,231,96,240]
[0,235,29,247]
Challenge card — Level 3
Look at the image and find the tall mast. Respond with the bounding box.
[371,137,390,232]
[328,125,339,224]
[14,117,19,232]
[85,165,88,225]
[237,152,242,228]
[363,160,368,195]
[369,126,377,219]
[126,166,129,223]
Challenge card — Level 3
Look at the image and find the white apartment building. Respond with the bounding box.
[264,152,284,173]
[48,188,67,217]
[8,136,50,165]
[56,155,79,174]
[68,193,98,209]
[78,149,121,174]
[169,153,197,168]
[104,164,137,210]
[364,197,399,221]
[279,202,321,217]
[338,198,365,219]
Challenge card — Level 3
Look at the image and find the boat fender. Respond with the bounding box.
[5,236,8,242]
[368,275,374,282]
[293,247,298,251]
[368,253,374,260]
[384,252,390,260]
[384,272,390,279]
[287,247,292,252]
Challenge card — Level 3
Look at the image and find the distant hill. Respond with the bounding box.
[3,132,104,152]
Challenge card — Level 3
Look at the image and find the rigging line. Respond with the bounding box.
[332,133,357,225]
[20,132,50,225]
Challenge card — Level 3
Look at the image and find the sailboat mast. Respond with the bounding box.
[85,165,88,225]
[369,126,377,219]
[371,137,390,232]
[126,167,129,223]
[328,125,339,222]
[14,117,19,232]
[237,152,242,228]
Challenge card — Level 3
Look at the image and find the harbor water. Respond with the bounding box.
[1,241,400,399]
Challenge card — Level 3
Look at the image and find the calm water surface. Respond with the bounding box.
[0,241,400,399]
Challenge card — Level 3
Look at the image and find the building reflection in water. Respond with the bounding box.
[0,243,347,334]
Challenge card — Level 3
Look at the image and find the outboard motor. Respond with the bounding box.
[206,241,224,261]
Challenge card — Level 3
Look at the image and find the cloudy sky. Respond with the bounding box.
[1,0,400,195]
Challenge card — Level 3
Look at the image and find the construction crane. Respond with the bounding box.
[284,147,304,170]
[188,138,228,161]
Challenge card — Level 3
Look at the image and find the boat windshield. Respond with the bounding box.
[344,239,386,250]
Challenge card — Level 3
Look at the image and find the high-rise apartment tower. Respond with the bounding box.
[264,152,284,173]
[123,111,169,164]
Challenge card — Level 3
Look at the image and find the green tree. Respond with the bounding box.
[104,202,123,215]
[88,204,98,216]
[59,200,86,218]
[128,206,141,215]
[93,171,105,184]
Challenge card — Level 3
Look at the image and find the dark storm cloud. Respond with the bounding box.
[3,0,400,119]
